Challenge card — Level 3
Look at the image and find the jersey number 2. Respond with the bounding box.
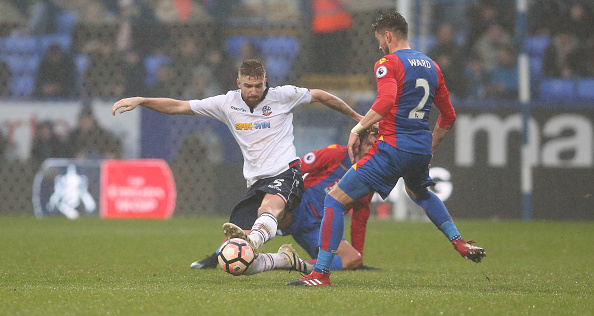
[409,78,429,119]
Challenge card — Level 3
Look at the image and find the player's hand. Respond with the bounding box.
[112,97,143,116]
[347,132,361,164]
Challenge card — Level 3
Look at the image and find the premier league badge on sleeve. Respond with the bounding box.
[376,65,387,78]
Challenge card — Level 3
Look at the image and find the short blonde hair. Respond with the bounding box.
[238,59,266,78]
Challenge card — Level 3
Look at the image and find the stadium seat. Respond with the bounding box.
[144,54,170,86]
[1,55,41,76]
[74,54,89,89]
[455,33,467,46]
[55,11,77,35]
[260,36,298,60]
[1,35,39,55]
[225,35,298,85]
[525,36,550,58]
[39,34,72,54]
[576,78,594,100]
[539,78,576,100]
[10,74,36,97]
[224,35,260,60]
[265,56,291,86]
[529,56,543,79]
[409,35,437,53]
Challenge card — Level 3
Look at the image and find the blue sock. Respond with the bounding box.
[308,256,343,271]
[214,238,228,255]
[330,255,343,271]
[410,190,461,241]
[315,194,345,274]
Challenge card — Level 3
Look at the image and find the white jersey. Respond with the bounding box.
[189,85,312,187]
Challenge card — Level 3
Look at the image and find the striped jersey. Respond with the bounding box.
[301,144,373,255]
[371,49,456,155]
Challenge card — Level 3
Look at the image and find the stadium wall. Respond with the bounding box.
[1,101,592,219]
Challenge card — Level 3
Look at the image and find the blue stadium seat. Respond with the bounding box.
[144,55,170,86]
[265,56,291,86]
[539,78,575,100]
[576,78,594,100]
[224,35,260,60]
[455,33,466,46]
[259,36,298,60]
[74,54,89,89]
[1,55,41,76]
[409,35,437,53]
[525,36,550,58]
[1,35,39,55]
[530,56,543,79]
[40,34,72,54]
[55,11,77,35]
[10,74,36,97]
[225,36,298,84]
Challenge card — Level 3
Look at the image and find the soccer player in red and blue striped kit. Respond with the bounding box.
[288,11,486,286]
[281,129,378,271]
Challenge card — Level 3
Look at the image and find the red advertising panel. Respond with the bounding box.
[101,160,176,219]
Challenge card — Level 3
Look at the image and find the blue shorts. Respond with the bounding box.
[281,190,344,259]
[340,141,435,200]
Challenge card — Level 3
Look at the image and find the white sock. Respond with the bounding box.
[243,253,289,276]
[248,212,277,249]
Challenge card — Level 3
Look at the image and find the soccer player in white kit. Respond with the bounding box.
[112,59,363,275]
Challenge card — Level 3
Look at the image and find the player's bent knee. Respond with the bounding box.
[341,253,363,270]
[405,186,429,201]
[327,186,355,207]
[336,241,363,270]
[257,206,283,218]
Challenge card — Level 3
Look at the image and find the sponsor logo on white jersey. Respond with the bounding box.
[231,106,247,112]
[235,121,271,130]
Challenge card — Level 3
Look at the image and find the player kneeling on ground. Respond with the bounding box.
[192,130,380,273]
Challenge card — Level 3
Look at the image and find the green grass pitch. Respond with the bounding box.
[1,216,592,315]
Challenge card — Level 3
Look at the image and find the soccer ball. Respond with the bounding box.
[218,238,255,275]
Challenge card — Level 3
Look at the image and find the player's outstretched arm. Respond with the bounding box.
[112,97,193,116]
[309,89,363,122]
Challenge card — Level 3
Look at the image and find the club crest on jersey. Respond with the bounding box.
[376,65,387,78]
[262,105,272,116]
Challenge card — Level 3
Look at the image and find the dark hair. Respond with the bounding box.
[372,12,408,39]
[358,128,378,145]
[238,59,266,78]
